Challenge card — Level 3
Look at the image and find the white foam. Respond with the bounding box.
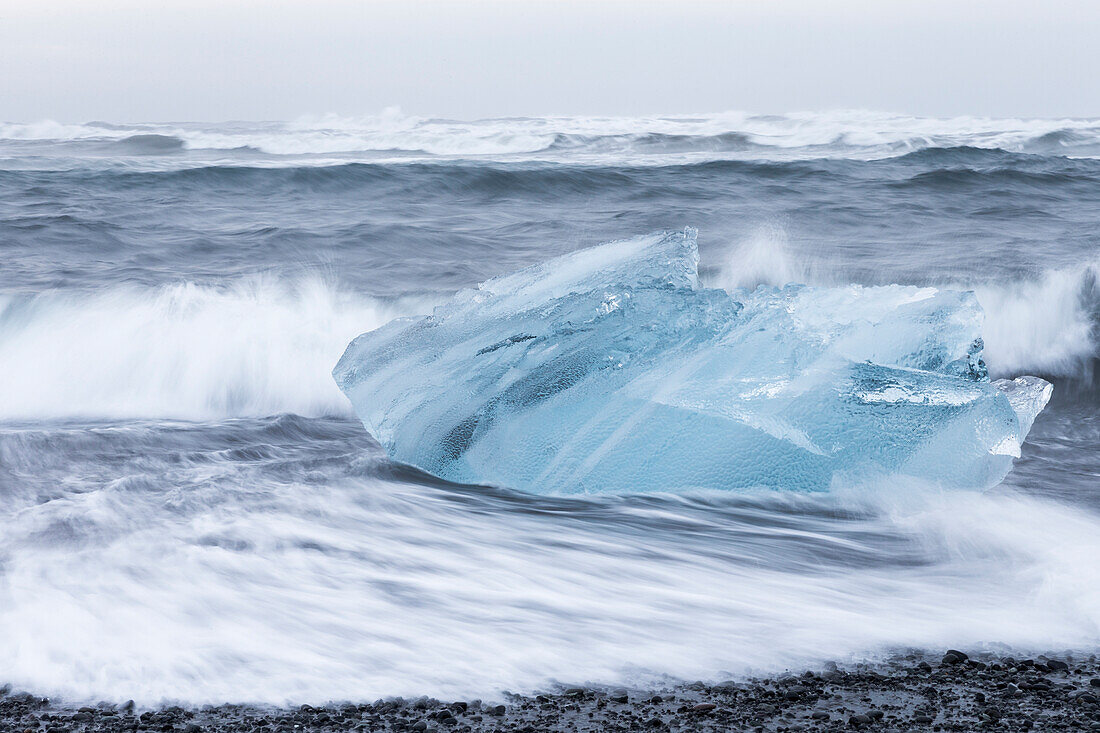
[977,265,1098,377]
[0,472,1097,705]
[708,224,812,291]
[3,110,1100,164]
[0,277,432,420]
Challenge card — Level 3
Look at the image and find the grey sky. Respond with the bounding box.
[2,0,1098,122]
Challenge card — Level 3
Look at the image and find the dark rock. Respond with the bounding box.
[914,714,935,724]
[849,713,872,726]
[1048,660,1070,672]
[784,685,809,700]
[692,703,716,712]
[942,650,969,665]
[1091,678,1100,688]
[811,711,830,720]
[918,661,932,672]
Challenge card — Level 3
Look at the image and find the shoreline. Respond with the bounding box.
[5,650,1100,731]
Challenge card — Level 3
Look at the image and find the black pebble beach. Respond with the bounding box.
[6,651,1100,732]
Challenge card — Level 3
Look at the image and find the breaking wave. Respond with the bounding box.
[3,111,1100,166]
[712,232,1099,382]
[0,260,1096,421]
[0,278,433,420]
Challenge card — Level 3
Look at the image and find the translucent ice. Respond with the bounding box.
[334,230,1052,494]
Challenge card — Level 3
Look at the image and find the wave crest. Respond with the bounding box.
[4,111,1100,164]
[0,278,431,420]
[0,257,1096,421]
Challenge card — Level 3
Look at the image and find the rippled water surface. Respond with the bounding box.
[1,111,1098,704]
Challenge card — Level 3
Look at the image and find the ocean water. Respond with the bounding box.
[1,111,1098,705]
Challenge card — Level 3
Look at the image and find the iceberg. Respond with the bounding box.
[334,229,1052,494]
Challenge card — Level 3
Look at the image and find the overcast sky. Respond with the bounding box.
[2,0,1098,123]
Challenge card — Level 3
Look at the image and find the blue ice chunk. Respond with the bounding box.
[334,230,1051,494]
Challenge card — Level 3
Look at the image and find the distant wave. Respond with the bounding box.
[891,145,1023,166]
[5,156,1096,219]
[5,154,1096,207]
[891,166,1098,191]
[548,131,755,154]
[3,111,1100,166]
[1023,129,1100,156]
[112,134,185,154]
